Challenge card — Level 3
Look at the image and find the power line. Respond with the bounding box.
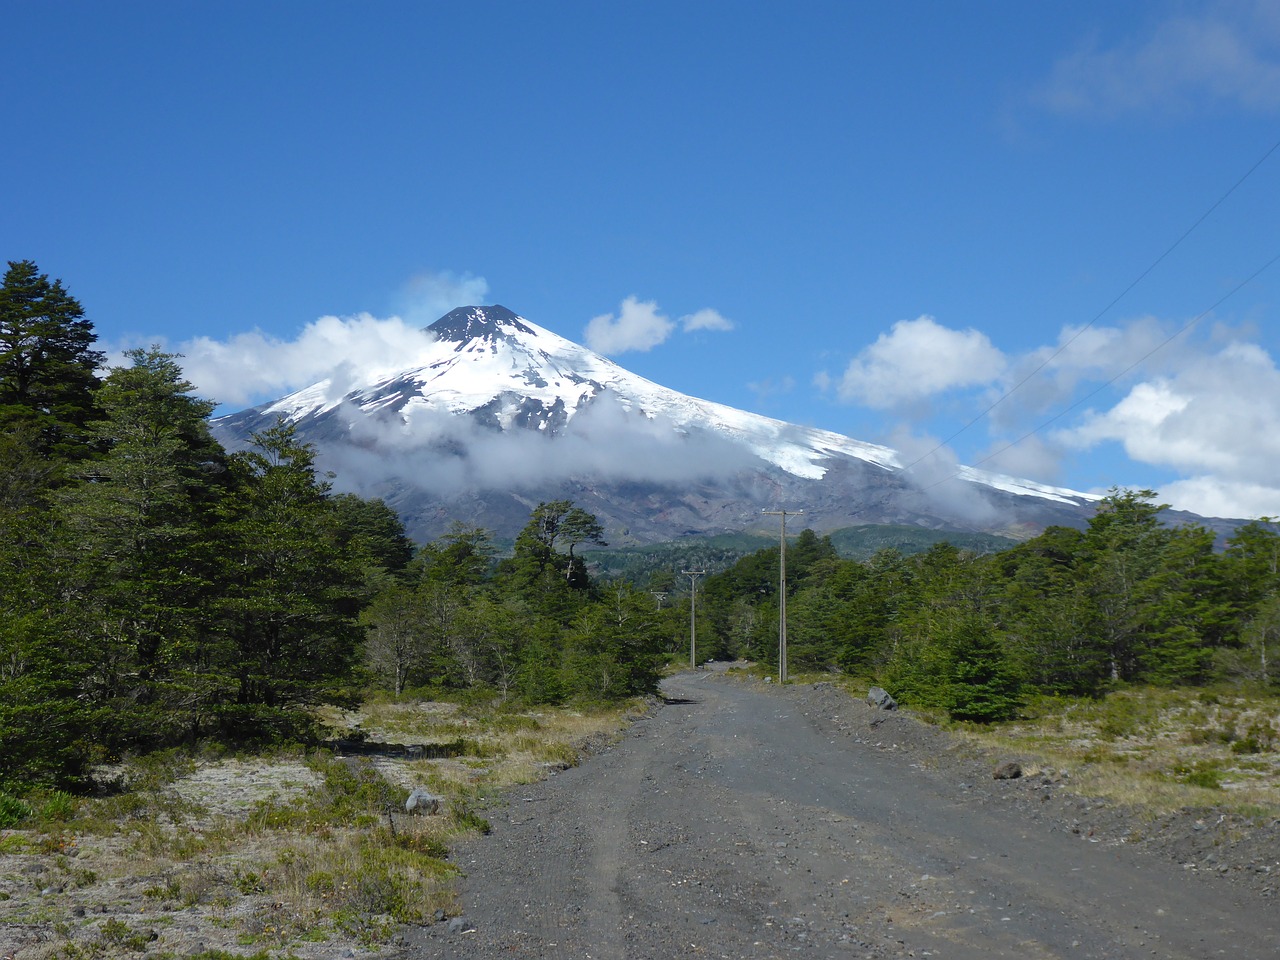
[914,247,1280,494]
[898,135,1280,478]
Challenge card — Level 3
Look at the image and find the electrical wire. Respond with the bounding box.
[896,135,1280,479]
[912,248,1280,495]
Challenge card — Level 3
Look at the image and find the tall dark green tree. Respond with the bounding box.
[218,422,365,737]
[995,526,1107,695]
[330,493,415,590]
[414,521,495,587]
[0,260,103,460]
[57,348,229,743]
[505,500,605,611]
[1079,489,1170,683]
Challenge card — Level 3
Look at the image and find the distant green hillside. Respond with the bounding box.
[586,524,1017,585]
[826,524,1018,560]
[585,532,777,586]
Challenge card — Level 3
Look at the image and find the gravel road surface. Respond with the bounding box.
[411,670,1280,959]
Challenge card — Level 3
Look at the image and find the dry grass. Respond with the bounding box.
[0,695,646,960]
[956,686,1280,818]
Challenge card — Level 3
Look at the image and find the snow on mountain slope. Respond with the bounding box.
[241,305,1094,508]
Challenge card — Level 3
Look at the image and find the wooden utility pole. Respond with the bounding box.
[682,569,705,669]
[762,509,802,683]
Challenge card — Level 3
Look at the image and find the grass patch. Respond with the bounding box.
[957,685,1280,818]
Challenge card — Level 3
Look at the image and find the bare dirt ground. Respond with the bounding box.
[412,669,1280,960]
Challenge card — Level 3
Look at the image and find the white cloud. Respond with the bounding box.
[584,299,735,355]
[748,375,795,403]
[829,308,1280,518]
[584,297,675,354]
[680,308,734,333]
[837,315,1006,408]
[129,268,488,408]
[886,426,999,527]
[319,391,758,497]
[978,433,1066,487]
[1056,338,1280,517]
[175,313,438,407]
[1038,5,1280,115]
[1158,476,1280,521]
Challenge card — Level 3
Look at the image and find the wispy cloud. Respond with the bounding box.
[748,375,796,404]
[319,391,758,497]
[111,269,488,408]
[584,298,735,354]
[395,269,490,326]
[1037,4,1280,116]
[680,308,734,333]
[1056,338,1280,517]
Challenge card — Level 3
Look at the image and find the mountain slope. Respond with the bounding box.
[212,305,1103,544]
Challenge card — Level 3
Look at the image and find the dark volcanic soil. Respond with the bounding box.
[412,669,1280,960]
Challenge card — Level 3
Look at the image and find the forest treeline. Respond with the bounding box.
[698,501,1279,721]
[3,260,1278,794]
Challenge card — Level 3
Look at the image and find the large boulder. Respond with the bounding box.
[866,686,898,711]
[993,761,1023,780]
[405,787,441,815]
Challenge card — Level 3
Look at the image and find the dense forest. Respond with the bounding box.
[3,259,1279,796]
[697,502,1280,720]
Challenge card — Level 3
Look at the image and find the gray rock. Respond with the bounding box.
[866,686,898,710]
[405,787,441,815]
[993,760,1023,780]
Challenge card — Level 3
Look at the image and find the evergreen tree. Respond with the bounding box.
[505,500,603,614]
[414,521,495,586]
[996,526,1107,695]
[330,493,415,588]
[1080,489,1170,683]
[57,348,229,744]
[217,422,365,738]
[941,615,1022,722]
[0,260,103,460]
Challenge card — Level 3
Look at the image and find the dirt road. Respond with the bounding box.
[412,671,1280,959]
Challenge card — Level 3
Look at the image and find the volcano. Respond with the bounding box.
[211,305,1103,544]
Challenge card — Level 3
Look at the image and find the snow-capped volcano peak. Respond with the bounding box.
[427,304,537,345]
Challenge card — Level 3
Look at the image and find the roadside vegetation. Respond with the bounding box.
[696,494,1280,725]
[961,685,1280,818]
[0,695,645,958]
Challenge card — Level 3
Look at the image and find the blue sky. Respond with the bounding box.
[6,1,1280,519]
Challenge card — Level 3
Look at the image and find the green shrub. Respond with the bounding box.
[34,789,79,823]
[0,792,32,828]
[1173,762,1224,790]
[449,797,491,835]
